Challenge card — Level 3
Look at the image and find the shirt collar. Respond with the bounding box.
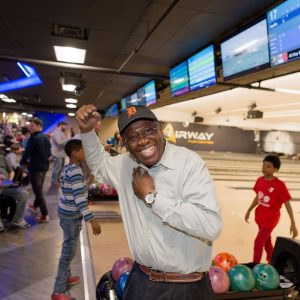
[153,140,174,170]
[130,140,174,170]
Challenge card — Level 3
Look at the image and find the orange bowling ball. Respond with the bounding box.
[213,252,238,272]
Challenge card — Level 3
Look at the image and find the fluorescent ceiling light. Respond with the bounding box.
[68,112,75,117]
[66,103,77,109]
[63,83,77,92]
[275,88,300,95]
[54,46,86,64]
[263,110,300,118]
[65,98,78,104]
[1,97,16,103]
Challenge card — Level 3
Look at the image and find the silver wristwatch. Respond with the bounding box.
[144,190,157,207]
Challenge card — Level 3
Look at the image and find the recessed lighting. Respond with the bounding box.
[65,98,78,104]
[63,84,77,92]
[54,46,86,64]
[66,103,77,109]
[68,112,75,117]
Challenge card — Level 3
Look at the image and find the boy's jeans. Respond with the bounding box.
[54,214,82,293]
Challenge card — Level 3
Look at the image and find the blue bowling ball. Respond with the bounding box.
[106,138,115,145]
[228,264,255,292]
[252,263,280,290]
[115,271,130,299]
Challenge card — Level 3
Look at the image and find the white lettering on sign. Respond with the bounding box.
[175,131,214,140]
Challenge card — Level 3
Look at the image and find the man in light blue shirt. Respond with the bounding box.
[76,105,222,300]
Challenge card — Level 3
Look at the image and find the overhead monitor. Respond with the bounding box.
[169,61,190,97]
[120,97,127,112]
[105,103,119,118]
[267,0,300,66]
[129,92,139,106]
[187,44,217,92]
[143,80,156,106]
[221,19,270,80]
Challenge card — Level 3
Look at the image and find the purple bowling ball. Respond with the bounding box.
[112,257,133,282]
[208,266,230,294]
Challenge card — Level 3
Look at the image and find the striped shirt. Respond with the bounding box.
[57,163,94,222]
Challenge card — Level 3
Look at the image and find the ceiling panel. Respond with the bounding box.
[1,0,298,128]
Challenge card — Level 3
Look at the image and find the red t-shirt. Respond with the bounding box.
[254,176,291,228]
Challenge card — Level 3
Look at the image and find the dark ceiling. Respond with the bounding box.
[0,0,283,114]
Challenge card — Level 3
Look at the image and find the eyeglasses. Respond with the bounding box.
[124,126,158,145]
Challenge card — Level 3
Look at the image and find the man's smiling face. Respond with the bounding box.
[122,119,165,167]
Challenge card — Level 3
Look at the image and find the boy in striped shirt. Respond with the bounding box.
[52,139,101,300]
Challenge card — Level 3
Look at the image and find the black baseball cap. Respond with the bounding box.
[118,106,158,134]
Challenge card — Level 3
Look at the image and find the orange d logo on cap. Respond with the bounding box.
[126,107,137,118]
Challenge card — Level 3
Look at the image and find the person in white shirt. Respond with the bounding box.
[50,121,69,188]
[76,105,222,300]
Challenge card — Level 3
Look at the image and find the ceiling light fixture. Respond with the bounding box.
[66,103,77,109]
[54,46,86,64]
[65,98,78,104]
[215,107,222,114]
[68,112,75,117]
[248,102,257,111]
[263,110,300,118]
[275,88,300,95]
[59,76,79,92]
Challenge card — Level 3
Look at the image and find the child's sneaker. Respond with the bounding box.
[67,275,80,286]
[51,293,72,300]
[11,219,31,228]
[28,203,38,214]
[36,215,50,223]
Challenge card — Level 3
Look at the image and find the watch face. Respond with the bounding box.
[145,192,155,204]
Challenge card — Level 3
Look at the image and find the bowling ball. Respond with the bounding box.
[106,138,115,145]
[100,183,114,195]
[112,257,133,282]
[89,183,101,196]
[228,264,255,292]
[96,271,114,300]
[213,252,238,272]
[115,271,130,299]
[208,266,230,294]
[252,263,280,290]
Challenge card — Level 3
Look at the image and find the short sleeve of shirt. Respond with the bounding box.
[278,181,291,203]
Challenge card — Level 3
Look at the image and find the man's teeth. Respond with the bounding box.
[141,146,154,154]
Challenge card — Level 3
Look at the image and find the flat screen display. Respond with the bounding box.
[129,92,139,106]
[169,61,190,97]
[105,103,119,117]
[144,80,156,106]
[120,97,127,112]
[267,0,300,66]
[221,19,270,80]
[187,45,216,92]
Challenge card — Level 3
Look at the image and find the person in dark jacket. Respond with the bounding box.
[20,118,51,223]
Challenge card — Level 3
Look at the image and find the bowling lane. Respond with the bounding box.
[87,201,132,282]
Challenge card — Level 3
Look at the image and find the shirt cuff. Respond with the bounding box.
[152,194,175,222]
